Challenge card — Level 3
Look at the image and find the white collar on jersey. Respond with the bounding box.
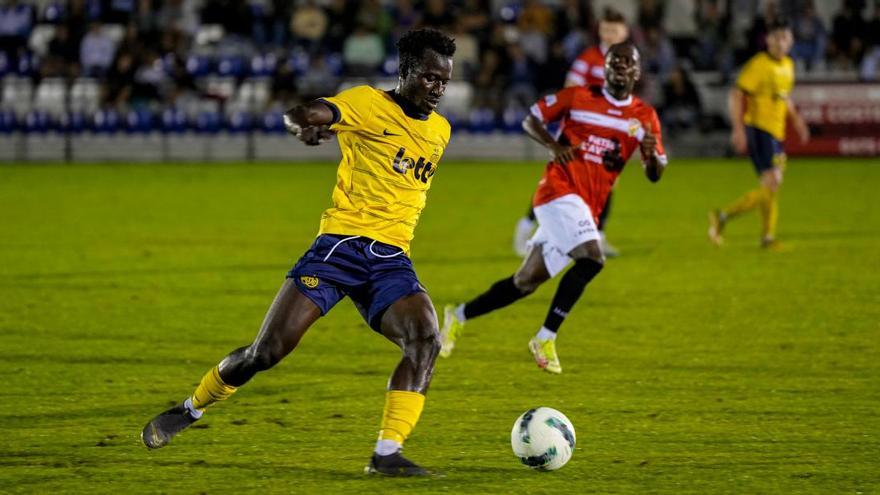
[602,87,632,107]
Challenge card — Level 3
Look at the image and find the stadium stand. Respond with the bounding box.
[0,0,877,161]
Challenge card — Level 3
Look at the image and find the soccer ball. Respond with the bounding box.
[511,407,576,471]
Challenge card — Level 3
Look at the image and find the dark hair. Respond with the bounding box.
[397,28,456,77]
[768,18,792,32]
[602,7,626,24]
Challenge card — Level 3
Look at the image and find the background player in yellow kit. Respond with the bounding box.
[709,19,810,249]
[140,29,455,477]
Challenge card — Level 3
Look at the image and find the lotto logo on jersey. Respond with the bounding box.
[391,147,436,184]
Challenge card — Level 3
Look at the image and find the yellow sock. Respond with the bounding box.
[722,187,765,218]
[378,390,426,445]
[191,366,238,411]
[760,188,778,239]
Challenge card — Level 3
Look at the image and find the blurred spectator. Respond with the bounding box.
[131,50,168,105]
[0,0,34,58]
[859,3,880,80]
[693,0,731,73]
[42,24,79,78]
[504,42,537,111]
[746,0,780,57]
[518,0,553,66]
[291,0,328,53]
[537,40,569,92]
[458,0,491,36]
[296,55,340,102]
[357,0,392,40]
[80,22,117,77]
[391,0,421,42]
[135,0,159,38]
[156,0,199,37]
[66,0,95,42]
[639,25,676,81]
[271,58,299,107]
[450,19,479,80]
[518,0,554,36]
[555,0,594,61]
[103,0,136,24]
[472,48,504,112]
[342,23,384,76]
[201,0,252,37]
[830,0,867,69]
[324,0,356,53]
[791,1,827,72]
[105,50,136,109]
[637,0,664,31]
[660,64,702,132]
[421,0,454,31]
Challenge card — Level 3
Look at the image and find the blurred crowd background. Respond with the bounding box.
[1,0,878,135]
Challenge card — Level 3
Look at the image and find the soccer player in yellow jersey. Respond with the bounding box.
[709,19,809,249]
[140,29,455,476]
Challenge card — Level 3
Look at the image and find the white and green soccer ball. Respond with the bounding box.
[511,407,576,471]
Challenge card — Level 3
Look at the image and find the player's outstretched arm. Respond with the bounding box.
[522,114,578,164]
[641,123,664,183]
[283,101,336,146]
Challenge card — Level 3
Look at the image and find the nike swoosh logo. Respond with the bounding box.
[383,129,401,136]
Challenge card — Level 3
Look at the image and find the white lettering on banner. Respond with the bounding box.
[827,106,880,124]
[839,138,878,155]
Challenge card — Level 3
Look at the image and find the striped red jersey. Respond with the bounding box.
[529,86,667,218]
[565,46,606,88]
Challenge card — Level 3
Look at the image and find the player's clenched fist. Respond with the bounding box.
[299,125,335,146]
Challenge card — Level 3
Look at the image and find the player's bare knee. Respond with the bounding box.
[513,271,544,294]
[402,313,440,361]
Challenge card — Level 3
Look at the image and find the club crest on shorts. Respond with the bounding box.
[300,275,319,288]
[628,118,642,137]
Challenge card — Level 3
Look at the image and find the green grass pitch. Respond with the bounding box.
[1,157,878,494]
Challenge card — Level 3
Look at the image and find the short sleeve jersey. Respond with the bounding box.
[529,86,667,220]
[565,46,606,88]
[318,86,451,252]
[736,52,795,141]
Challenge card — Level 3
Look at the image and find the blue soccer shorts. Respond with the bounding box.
[746,126,786,175]
[287,234,426,332]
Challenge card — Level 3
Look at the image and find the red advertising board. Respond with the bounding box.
[785,83,880,156]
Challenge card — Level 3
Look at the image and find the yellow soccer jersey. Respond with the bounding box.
[317,85,451,252]
[736,52,795,140]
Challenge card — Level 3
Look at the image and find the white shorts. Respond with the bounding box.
[528,194,600,277]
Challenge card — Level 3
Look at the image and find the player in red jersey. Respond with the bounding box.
[440,43,667,374]
[564,8,629,88]
[514,8,630,258]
